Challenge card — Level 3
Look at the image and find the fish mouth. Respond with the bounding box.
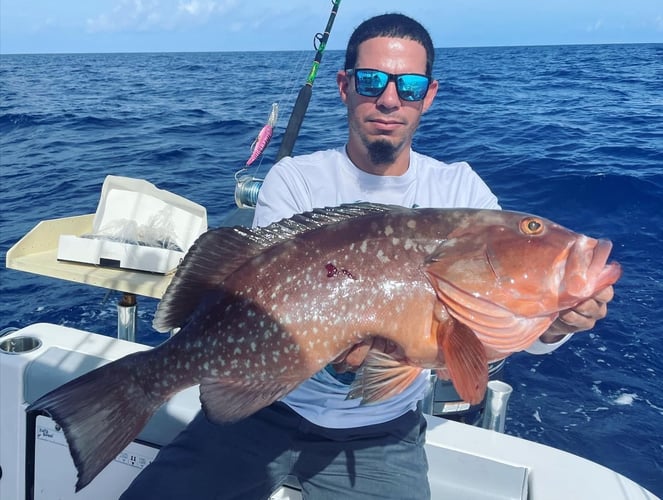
[562,238,621,304]
[591,239,622,289]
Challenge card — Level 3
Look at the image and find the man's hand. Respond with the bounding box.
[540,285,615,344]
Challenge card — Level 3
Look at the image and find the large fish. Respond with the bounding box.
[28,203,621,491]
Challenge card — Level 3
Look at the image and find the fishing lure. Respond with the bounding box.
[246,102,278,166]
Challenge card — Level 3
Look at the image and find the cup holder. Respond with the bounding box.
[0,336,42,354]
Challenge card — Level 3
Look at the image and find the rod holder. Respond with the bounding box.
[117,292,137,342]
[421,372,437,415]
[481,380,513,433]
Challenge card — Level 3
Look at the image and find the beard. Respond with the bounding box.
[366,138,398,165]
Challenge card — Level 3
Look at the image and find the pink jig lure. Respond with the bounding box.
[246,102,279,166]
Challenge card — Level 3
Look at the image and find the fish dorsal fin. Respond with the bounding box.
[153,225,271,332]
[154,203,396,332]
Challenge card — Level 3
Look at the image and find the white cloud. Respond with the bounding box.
[655,15,663,31]
[86,0,237,34]
[586,18,604,32]
[177,0,216,17]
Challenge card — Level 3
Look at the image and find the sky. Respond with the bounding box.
[0,0,661,54]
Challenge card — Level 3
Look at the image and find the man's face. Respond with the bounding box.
[338,36,438,172]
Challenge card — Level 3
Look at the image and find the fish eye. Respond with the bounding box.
[520,217,544,235]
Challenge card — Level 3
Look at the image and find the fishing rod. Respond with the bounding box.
[235,0,342,208]
[276,0,342,161]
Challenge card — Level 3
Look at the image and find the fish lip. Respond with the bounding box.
[563,238,621,301]
[589,239,622,288]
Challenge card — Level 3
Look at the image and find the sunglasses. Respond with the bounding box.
[346,68,431,102]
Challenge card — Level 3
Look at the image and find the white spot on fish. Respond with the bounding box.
[376,249,390,263]
[360,241,368,253]
[233,347,242,355]
[407,219,417,229]
[385,225,394,236]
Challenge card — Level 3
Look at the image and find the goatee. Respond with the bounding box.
[367,139,397,165]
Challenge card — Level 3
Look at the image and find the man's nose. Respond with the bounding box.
[376,81,401,108]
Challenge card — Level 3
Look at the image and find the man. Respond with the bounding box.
[122,13,613,500]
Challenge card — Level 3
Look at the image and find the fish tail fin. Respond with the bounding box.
[438,320,489,405]
[27,351,162,491]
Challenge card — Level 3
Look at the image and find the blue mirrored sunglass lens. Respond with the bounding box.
[353,70,429,101]
[396,75,430,101]
[355,71,389,96]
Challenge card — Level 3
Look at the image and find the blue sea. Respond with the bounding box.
[1,44,662,495]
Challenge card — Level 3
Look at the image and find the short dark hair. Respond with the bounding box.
[344,13,435,77]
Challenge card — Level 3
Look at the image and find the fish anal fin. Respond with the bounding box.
[199,377,298,424]
[347,350,423,404]
[438,320,488,405]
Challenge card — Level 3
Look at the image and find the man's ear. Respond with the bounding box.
[337,70,351,104]
[422,78,439,113]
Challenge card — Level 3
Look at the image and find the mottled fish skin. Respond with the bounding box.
[27,203,621,491]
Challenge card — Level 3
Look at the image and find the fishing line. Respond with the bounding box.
[235,0,343,208]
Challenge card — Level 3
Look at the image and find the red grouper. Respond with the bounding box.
[28,202,622,491]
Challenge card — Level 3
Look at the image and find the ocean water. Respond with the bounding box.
[1,44,662,495]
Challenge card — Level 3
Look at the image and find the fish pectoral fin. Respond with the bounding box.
[200,377,299,424]
[347,350,423,404]
[439,320,489,405]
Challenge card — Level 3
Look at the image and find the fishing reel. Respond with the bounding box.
[234,171,264,209]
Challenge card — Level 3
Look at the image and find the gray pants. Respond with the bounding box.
[120,402,430,500]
